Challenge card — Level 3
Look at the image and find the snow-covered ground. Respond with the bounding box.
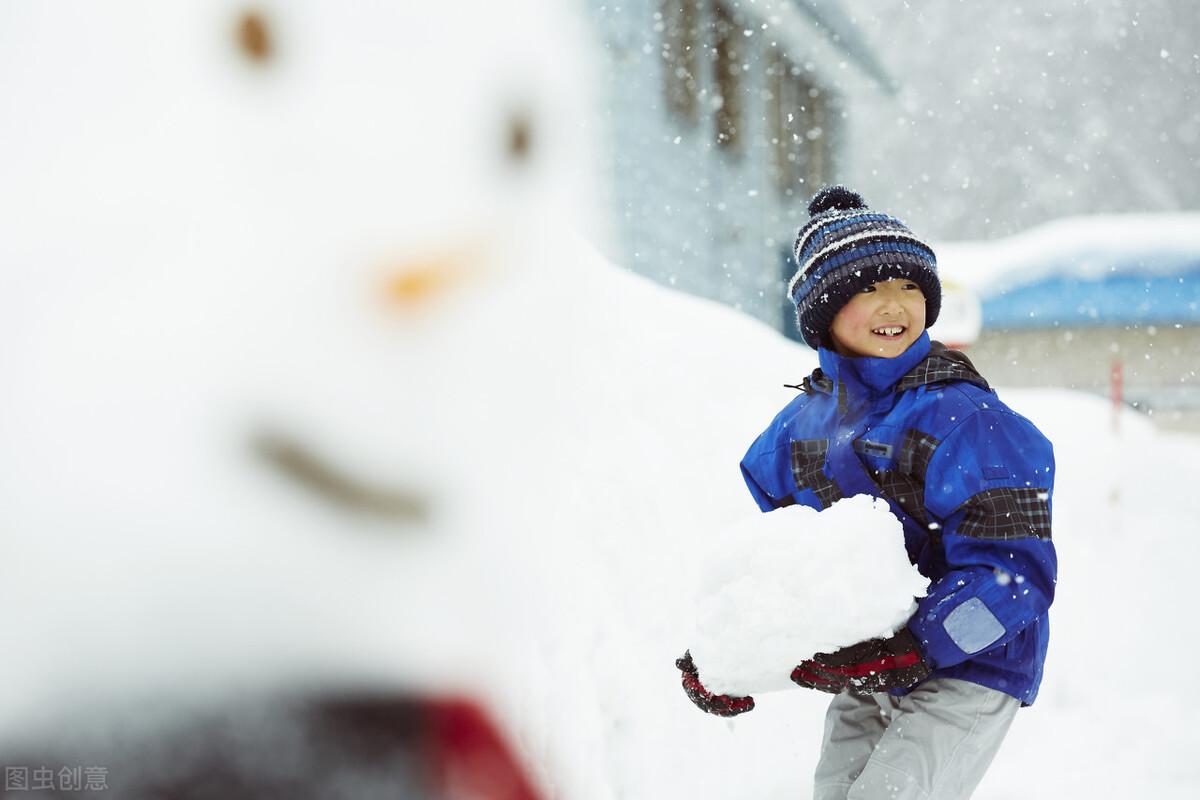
[971,389,1200,799]
[493,255,1200,800]
[7,231,1195,798]
[493,257,1200,800]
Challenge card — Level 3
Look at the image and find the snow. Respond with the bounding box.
[7,215,1197,797]
[691,495,928,695]
[937,212,1200,296]
[935,212,1200,327]
[1,2,1199,799]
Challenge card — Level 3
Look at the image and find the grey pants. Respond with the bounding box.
[812,678,1020,800]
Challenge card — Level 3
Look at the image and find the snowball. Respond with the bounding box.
[689,495,928,696]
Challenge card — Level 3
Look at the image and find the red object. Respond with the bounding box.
[790,664,838,687]
[675,651,756,716]
[796,650,921,680]
[791,628,929,695]
[426,698,544,800]
[680,667,756,716]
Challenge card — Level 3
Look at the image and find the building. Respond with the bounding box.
[939,214,1200,430]
[587,0,893,338]
[585,0,1199,348]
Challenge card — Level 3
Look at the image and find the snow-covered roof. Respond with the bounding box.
[752,0,897,93]
[936,213,1200,327]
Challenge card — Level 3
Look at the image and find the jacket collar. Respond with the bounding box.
[895,341,991,393]
[817,331,933,400]
[799,332,990,401]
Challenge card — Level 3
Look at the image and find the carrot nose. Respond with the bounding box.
[382,247,480,309]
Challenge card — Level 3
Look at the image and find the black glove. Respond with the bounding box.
[791,627,930,696]
[675,651,755,717]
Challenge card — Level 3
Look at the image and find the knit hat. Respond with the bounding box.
[787,186,941,350]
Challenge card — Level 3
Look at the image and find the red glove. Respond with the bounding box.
[791,627,930,696]
[675,651,755,717]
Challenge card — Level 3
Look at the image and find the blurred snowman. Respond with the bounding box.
[0,1,607,797]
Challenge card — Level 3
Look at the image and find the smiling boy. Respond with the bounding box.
[827,277,926,359]
[677,187,1058,800]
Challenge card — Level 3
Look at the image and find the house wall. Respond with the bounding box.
[965,325,1200,431]
[587,0,855,333]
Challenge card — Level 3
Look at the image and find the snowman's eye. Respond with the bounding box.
[235,9,274,65]
[505,109,535,165]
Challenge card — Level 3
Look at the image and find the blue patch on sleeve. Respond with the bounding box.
[943,597,1006,654]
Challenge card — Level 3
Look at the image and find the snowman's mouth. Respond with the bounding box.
[252,431,430,522]
[871,326,906,338]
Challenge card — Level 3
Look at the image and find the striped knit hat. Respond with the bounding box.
[788,186,941,350]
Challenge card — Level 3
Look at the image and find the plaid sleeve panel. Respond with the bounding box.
[956,486,1052,540]
[896,349,991,393]
[790,439,843,509]
[899,429,939,477]
[922,406,1056,532]
[864,429,940,528]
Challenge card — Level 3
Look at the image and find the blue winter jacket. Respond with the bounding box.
[739,332,1057,705]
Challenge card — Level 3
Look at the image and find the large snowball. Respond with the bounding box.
[689,494,928,695]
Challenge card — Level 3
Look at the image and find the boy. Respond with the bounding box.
[677,186,1057,800]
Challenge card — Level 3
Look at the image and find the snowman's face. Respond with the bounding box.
[0,0,600,729]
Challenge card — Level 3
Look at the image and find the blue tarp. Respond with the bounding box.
[982,267,1200,328]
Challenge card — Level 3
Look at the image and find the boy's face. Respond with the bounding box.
[828,278,926,359]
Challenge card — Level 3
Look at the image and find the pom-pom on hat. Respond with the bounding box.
[787,186,941,350]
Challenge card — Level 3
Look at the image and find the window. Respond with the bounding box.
[769,50,836,196]
[712,2,742,153]
[661,1,701,124]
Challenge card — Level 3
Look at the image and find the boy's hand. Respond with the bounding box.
[791,627,930,696]
[675,651,755,717]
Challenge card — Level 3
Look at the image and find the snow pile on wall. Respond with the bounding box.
[937,213,1200,326]
[937,213,1200,295]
